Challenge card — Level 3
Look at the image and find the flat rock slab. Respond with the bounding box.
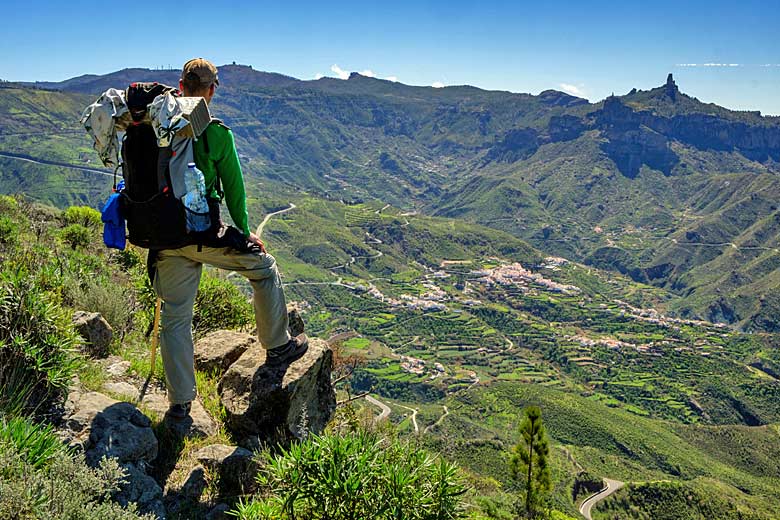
[219,338,335,442]
[195,331,257,375]
[105,357,131,377]
[139,389,218,440]
[104,380,139,399]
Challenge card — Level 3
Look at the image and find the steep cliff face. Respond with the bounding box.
[589,76,780,176]
[595,98,680,177]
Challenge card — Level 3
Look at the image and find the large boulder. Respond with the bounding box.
[72,311,113,358]
[195,331,256,375]
[62,391,158,465]
[218,338,335,442]
[59,390,164,518]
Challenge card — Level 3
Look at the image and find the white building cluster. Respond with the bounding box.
[615,300,728,329]
[472,262,580,294]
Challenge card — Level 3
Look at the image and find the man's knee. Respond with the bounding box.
[162,306,193,323]
[240,252,279,280]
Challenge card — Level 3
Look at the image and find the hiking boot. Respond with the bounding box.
[267,334,309,365]
[166,401,192,419]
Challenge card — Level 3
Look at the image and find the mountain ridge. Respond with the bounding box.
[3,69,780,330]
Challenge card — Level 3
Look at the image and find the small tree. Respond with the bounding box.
[509,406,552,519]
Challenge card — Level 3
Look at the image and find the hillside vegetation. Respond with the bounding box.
[2,68,780,518]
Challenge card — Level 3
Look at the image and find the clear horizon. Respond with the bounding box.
[3,0,779,114]
[17,63,775,117]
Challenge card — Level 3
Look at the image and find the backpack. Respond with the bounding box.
[83,83,240,252]
[120,82,215,249]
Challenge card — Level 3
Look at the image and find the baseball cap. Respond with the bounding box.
[181,58,219,87]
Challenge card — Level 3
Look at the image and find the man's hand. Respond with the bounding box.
[248,232,266,254]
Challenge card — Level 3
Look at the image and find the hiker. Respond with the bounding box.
[153,58,308,419]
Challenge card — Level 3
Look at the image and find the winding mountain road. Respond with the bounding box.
[398,404,419,433]
[365,395,391,423]
[579,479,624,520]
[256,203,296,237]
[328,250,384,271]
[423,405,449,434]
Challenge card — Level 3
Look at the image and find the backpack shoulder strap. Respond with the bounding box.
[200,120,226,199]
[201,118,228,155]
[211,118,229,130]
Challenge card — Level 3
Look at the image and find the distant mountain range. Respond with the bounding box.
[3,66,780,331]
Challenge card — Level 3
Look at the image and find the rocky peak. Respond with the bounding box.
[665,73,677,101]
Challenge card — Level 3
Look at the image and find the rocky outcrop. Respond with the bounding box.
[115,461,166,518]
[593,82,780,173]
[55,296,332,518]
[218,338,335,443]
[60,390,165,518]
[72,311,113,358]
[548,114,586,142]
[600,124,679,178]
[665,73,677,101]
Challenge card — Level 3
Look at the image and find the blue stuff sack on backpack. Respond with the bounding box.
[101,180,126,250]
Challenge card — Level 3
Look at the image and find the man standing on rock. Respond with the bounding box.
[154,58,308,419]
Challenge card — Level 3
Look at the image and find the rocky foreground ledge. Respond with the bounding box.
[220,337,335,444]
[57,308,335,519]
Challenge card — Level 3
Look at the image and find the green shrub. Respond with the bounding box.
[0,270,81,414]
[0,441,152,519]
[63,205,102,228]
[114,247,144,271]
[64,276,133,335]
[231,430,467,520]
[0,415,67,469]
[0,195,18,214]
[193,271,253,335]
[0,216,18,245]
[61,223,92,250]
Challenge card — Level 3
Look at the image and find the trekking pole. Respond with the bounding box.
[149,297,162,378]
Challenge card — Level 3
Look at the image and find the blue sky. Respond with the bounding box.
[4,0,780,113]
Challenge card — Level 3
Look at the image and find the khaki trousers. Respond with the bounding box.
[153,245,291,404]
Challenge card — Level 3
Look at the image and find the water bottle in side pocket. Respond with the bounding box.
[183,162,211,232]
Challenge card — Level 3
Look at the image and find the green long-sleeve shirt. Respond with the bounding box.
[192,121,251,237]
